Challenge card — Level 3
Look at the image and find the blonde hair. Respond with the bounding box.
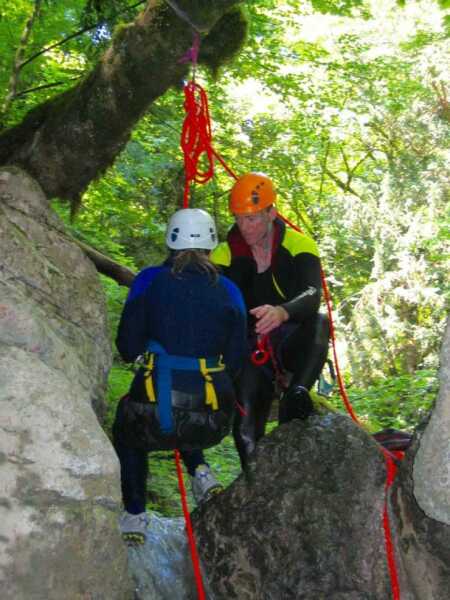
[171,249,218,282]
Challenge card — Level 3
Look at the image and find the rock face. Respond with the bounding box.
[393,440,450,600]
[194,412,392,600]
[127,514,212,600]
[0,167,132,599]
[392,317,450,600]
[413,317,450,524]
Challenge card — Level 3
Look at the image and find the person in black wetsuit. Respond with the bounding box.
[211,172,330,470]
[113,208,247,543]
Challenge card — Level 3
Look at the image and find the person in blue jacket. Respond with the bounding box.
[113,208,247,544]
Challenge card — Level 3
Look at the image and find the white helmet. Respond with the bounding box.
[165,208,218,250]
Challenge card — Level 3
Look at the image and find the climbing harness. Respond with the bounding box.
[143,340,224,433]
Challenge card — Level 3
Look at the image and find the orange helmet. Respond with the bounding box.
[229,172,276,215]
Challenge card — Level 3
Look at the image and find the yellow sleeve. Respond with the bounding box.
[211,242,232,267]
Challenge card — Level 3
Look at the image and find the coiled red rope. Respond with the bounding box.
[181,81,215,207]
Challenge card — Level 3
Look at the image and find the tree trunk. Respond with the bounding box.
[0,0,243,205]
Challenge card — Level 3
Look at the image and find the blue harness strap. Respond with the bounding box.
[145,340,224,434]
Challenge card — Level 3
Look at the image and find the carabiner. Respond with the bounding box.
[251,336,270,366]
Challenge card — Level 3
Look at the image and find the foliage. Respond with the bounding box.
[329,368,438,431]
[100,277,130,354]
[0,0,144,128]
[199,7,249,77]
[103,363,134,434]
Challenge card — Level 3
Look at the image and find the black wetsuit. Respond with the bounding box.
[211,218,329,468]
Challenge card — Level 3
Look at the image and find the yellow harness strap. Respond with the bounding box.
[199,357,225,411]
[144,353,157,403]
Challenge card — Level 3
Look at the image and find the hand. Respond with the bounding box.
[250,304,289,336]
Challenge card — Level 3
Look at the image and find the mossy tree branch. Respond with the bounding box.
[0,0,245,207]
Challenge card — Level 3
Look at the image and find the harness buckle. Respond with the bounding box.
[251,337,270,366]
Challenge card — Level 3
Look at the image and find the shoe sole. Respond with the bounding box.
[202,484,224,503]
[122,532,146,546]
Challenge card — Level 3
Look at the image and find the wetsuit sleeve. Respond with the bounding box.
[281,253,322,322]
[116,267,161,362]
[220,276,248,378]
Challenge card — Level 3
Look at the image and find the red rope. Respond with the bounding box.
[212,148,238,181]
[381,449,401,600]
[320,266,361,423]
[180,81,215,207]
[174,449,206,600]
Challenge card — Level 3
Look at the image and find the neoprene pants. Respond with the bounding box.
[112,410,205,514]
[233,313,330,469]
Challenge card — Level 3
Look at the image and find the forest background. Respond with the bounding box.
[1,0,449,514]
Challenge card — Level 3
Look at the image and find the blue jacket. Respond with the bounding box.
[116,260,247,396]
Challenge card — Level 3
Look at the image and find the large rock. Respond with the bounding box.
[194,412,392,599]
[392,317,450,600]
[0,167,132,599]
[413,316,450,524]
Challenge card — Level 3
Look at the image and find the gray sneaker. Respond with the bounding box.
[119,511,150,546]
[191,465,223,505]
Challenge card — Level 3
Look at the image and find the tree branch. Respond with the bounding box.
[325,168,362,199]
[2,0,43,115]
[432,80,450,122]
[14,77,83,99]
[349,151,372,176]
[18,1,146,72]
[318,138,330,204]
[71,237,136,287]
